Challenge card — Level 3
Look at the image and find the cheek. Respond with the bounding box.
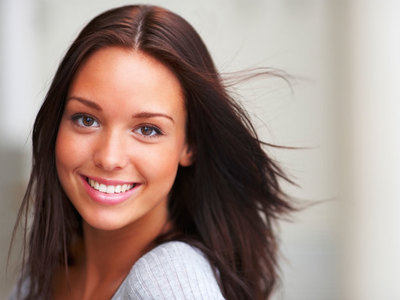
[55,123,89,175]
[55,126,70,172]
[135,144,182,186]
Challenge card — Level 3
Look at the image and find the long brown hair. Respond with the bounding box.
[12,5,294,299]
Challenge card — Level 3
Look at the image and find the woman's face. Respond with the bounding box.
[55,47,192,232]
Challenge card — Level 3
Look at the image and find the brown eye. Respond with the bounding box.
[71,114,99,128]
[141,126,154,136]
[135,125,162,138]
[82,116,95,126]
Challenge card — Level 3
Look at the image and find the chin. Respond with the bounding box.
[81,210,134,232]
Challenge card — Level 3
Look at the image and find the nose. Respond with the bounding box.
[93,130,129,171]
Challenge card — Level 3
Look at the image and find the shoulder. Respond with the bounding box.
[115,241,225,300]
[8,276,30,300]
[134,240,213,275]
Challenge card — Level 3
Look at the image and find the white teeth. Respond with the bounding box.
[88,178,135,194]
[99,184,107,193]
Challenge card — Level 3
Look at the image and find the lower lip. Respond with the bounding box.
[81,176,140,205]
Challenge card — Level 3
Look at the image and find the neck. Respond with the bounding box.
[70,203,171,298]
[83,215,170,280]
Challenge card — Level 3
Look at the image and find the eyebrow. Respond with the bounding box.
[133,112,175,123]
[67,96,174,123]
[67,96,102,111]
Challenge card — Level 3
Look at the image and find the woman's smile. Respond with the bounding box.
[55,46,193,231]
[86,177,137,194]
[80,175,142,205]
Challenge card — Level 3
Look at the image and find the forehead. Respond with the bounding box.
[68,46,186,117]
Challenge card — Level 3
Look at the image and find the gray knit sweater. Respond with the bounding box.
[9,241,225,299]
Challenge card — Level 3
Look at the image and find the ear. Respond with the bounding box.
[179,144,194,167]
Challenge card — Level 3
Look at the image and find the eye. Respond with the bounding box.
[134,125,162,137]
[71,114,100,128]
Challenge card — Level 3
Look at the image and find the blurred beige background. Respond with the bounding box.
[1,0,399,299]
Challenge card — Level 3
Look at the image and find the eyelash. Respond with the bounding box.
[70,114,163,138]
[71,113,99,128]
[134,125,163,138]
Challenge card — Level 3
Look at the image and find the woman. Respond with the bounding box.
[11,4,293,300]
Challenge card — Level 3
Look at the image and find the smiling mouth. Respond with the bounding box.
[86,178,137,194]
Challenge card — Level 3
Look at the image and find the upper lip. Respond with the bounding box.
[81,175,137,186]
